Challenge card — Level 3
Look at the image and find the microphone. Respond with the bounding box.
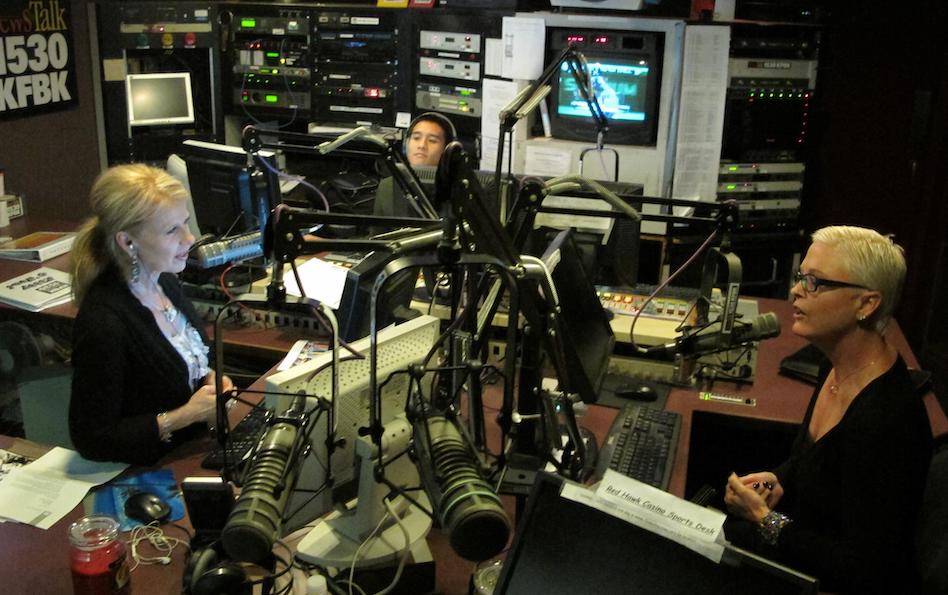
[413,416,511,562]
[648,312,781,359]
[542,174,641,223]
[317,125,389,154]
[188,231,263,269]
[221,400,305,564]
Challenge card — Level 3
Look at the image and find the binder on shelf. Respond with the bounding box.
[0,231,76,262]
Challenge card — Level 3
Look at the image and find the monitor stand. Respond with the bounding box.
[295,430,433,569]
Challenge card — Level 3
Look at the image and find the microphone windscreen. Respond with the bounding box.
[221,422,298,564]
[420,416,511,561]
[751,312,781,340]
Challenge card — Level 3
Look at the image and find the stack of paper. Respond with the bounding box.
[0,267,72,312]
[0,447,126,530]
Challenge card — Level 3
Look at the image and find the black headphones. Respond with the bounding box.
[183,544,249,595]
[404,111,457,155]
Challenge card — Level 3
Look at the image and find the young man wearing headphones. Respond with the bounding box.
[374,112,457,219]
[404,112,456,167]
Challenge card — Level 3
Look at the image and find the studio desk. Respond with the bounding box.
[0,214,945,594]
[2,292,946,595]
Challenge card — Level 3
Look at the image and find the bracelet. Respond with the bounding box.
[759,510,792,546]
[157,412,173,443]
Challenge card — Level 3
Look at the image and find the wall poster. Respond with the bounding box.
[0,0,78,120]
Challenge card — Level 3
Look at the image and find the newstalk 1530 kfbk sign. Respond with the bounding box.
[0,0,78,120]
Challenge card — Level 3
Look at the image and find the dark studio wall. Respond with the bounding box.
[0,0,101,220]
[804,0,948,353]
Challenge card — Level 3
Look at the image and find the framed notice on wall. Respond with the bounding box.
[0,0,78,120]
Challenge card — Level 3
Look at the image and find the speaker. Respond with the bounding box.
[183,544,249,595]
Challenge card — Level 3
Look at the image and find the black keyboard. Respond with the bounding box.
[201,406,270,470]
[594,403,681,490]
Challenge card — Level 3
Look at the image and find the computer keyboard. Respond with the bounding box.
[594,402,681,490]
[201,406,271,470]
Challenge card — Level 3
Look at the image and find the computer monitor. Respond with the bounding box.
[495,472,820,595]
[125,72,195,127]
[376,163,507,223]
[263,315,442,533]
[537,229,615,403]
[529,179,644,288]
[179,140,281,238]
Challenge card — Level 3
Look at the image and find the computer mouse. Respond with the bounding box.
[614,383,659,402]
[124,491,171,525]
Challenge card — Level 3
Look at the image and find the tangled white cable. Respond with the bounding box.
[128,523,188,571]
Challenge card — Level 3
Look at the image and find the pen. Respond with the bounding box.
[699,391,756,406]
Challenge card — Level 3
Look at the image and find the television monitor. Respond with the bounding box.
[179,140,281,238]
[125,72,195,127]
[495,472,820,595]
[547,30,663,146]
[537,229,615,403]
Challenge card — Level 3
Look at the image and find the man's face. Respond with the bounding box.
[407,120,447,167]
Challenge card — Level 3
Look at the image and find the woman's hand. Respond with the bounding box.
[183,383,219,426]
[204,371,235,396]
[736,471,784,509]
[724,472,774,523]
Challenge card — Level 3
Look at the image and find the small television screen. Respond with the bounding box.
[125,72,195,127]
[557,59,651,123]
[546,28,663,147]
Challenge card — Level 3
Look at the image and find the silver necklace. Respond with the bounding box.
[828,360,875,394]
[130,280,178,328]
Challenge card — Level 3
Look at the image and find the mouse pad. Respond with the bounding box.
[595,373,672,410]
[92,468,184,530]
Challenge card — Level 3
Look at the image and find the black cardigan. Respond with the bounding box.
[726,356,933,594]
[69,266,210,465]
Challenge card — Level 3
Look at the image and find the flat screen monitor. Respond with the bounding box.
[125,72,195,127]
[495,472,820,595]
[179,140,280,238]
[539,229,615,403]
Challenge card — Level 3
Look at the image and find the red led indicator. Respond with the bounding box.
[365,88,381,98]
[566,35,585,44]
[594,35,609,44]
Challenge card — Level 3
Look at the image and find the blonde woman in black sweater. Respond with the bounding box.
[69,164,232,465]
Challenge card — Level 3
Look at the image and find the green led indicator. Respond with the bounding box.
[265,95,279,103]
[728,166,738,172]
[727,184,737,190]
[240,18,256,28]
[266,52,279,58]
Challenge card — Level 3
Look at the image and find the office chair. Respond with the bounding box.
[0,321,73,448]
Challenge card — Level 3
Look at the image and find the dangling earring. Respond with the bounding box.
[129,244,140,284]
